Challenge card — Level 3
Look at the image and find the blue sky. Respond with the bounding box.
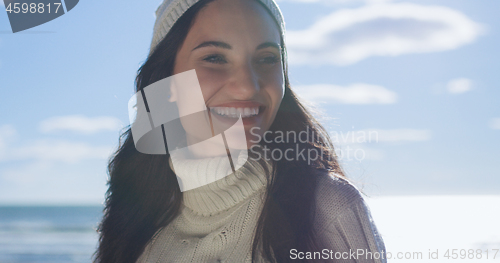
[0,0,498,204]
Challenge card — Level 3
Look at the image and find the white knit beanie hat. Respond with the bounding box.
[149,0,286,54]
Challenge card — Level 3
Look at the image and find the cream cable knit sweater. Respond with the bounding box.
[137,151,387,262]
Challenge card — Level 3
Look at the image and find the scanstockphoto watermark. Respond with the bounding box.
[290,248,387,261]
[290,248,500,261]
[249,126,380,163]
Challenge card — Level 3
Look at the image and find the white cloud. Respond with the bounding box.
[0,160,107,204]
[0,123,115,163]
[447,78,473,94]
[276,0,392,4]
[335,143,385,161]
[329,128,431,161]
[365,128,432,142]
[2,161,53,184]
[5,139,114,163]
[39,115,123,134]
[286,3,485,65]
[0,122,116,205]
[331,128,431,144]
[294,83,397,104]
[277,0,351,3]
[0,124,112,204]
[489,118,500,130]
[0,124,17,150]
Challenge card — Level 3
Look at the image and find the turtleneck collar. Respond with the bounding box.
[169,149,271,216]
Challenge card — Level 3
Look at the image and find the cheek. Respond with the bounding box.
[173,53,222,103]
[265,73,285,114]
[194,68,227,102]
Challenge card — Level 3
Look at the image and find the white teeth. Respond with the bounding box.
[210,107,260,118]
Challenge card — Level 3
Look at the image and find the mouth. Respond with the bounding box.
[210,106,261,119]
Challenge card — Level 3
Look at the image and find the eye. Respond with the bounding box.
[258,54,280,65]
[203,54,227,64]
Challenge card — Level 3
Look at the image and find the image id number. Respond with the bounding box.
[6,3,62,14]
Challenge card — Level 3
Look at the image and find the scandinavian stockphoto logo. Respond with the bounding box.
[3,0,79,33]
[128,69,249,192]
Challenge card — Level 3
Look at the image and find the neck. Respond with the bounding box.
[169,149,271,216]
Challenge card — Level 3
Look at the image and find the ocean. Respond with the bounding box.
[0,206,102,263]
[1,196,499,263]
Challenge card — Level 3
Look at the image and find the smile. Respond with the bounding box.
[210,107,260,118]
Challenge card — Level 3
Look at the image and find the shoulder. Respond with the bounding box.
[312,173,370,227]
[314,173,364,213]
[312,174,388,263]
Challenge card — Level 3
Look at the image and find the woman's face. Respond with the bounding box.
[171,0,284,155]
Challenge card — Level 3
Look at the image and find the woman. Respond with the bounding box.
[95,0,387,262]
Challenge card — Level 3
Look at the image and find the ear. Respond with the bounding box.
[169,84,178,102]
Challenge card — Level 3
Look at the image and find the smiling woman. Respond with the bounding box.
[170,0,285,158]
[94,0,387,262]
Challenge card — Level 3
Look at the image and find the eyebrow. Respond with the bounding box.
[192,41,231,51]
[192,41,281,51]
[256,42,281,50]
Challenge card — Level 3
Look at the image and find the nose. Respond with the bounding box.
[226,62,260,99]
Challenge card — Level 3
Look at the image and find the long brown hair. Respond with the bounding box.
[94,0,345,262]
